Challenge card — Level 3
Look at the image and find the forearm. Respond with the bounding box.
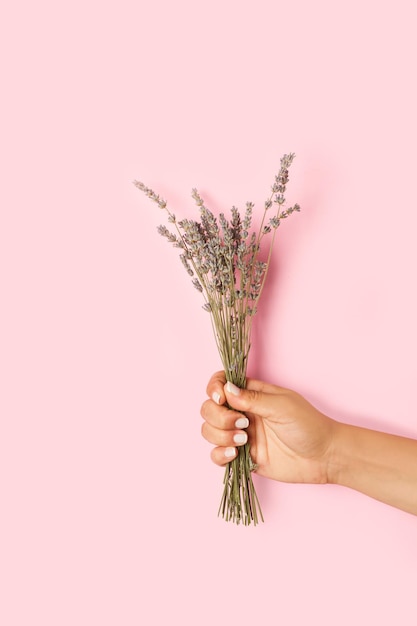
[329,423,417,516]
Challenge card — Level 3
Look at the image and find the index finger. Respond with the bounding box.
[206,370,226,405]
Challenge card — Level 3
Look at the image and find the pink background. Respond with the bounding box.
[1,1,417,624]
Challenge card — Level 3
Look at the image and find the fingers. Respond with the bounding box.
[201,400,249,447]
[203,371,286,467]
[200,398,249,430]
[224,380,278,419]
[206,371,227,405]
[202,419,248,447]
[206,371,282,406]
[202,382,263,468]
[200,392,249,466]
[210,446,238,466]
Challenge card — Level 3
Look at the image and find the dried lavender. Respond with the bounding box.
[134,154,300,525]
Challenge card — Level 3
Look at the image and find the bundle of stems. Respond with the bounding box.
[134,154,300,525]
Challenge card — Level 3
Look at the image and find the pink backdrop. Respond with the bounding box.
[1,1,416,624]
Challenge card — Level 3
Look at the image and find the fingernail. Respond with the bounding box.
[212,391,221,405]
[234,416,249,429]
[226,381,241,396]
[225,447,237,458]
[233,433,248,444]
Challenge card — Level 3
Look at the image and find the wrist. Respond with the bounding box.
[326,421,352,486]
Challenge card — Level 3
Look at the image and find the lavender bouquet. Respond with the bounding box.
[134,154,300,525]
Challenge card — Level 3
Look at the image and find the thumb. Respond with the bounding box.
[224,381,274,419]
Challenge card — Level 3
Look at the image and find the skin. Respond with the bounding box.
[201,371,417,516]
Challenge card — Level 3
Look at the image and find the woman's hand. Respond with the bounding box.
[201,371,417,515]
[201,371,337,485]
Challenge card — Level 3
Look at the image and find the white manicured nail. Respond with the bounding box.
[225,447,237,458]
[233,433,248,444]
[234,417,249,429]
[212,391,221,405]
[226,381,241,396]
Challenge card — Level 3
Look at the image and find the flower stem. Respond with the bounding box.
[219,441,263,525]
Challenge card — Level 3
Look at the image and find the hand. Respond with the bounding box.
[201,371,417,514]
[200,371,337,485]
